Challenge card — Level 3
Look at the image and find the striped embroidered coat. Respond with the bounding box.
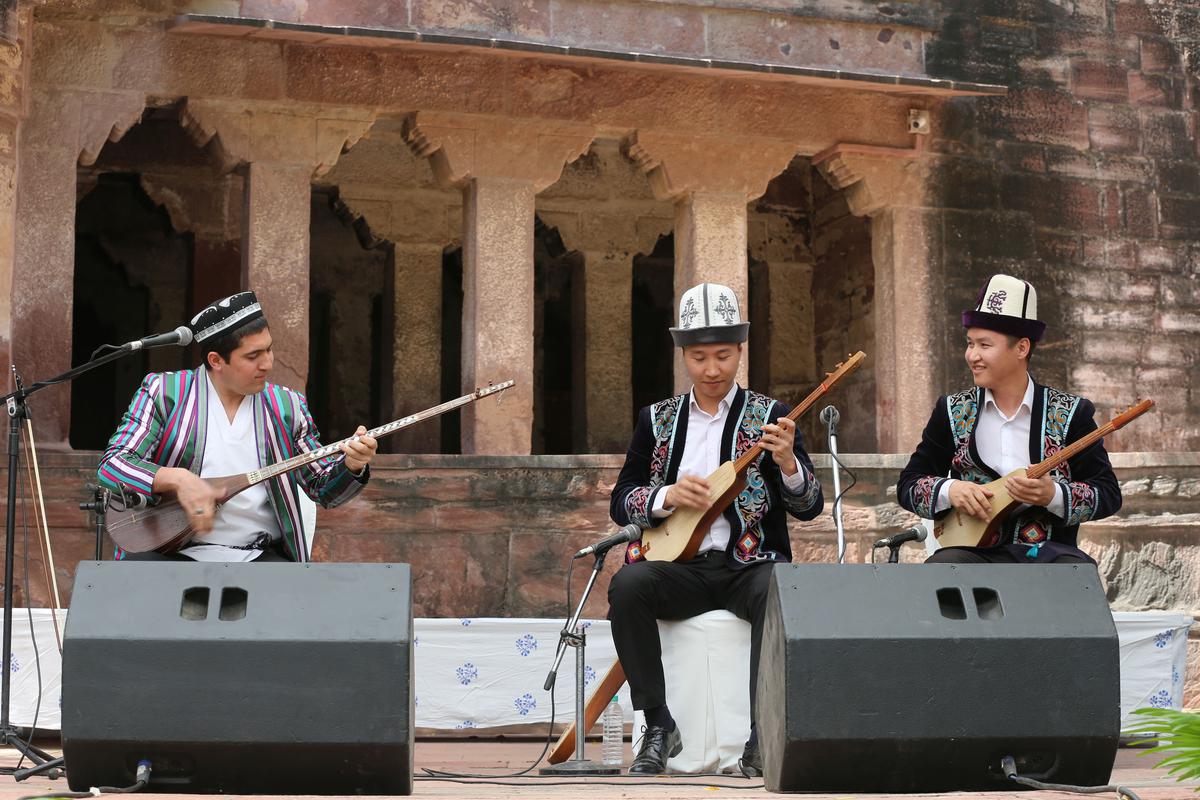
[97,367,368,561]
[611,387,823,568]
[897,381,1121,561]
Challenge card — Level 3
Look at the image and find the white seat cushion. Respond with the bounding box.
[632,609,751,773]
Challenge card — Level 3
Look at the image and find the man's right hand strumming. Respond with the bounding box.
[664,474,712,511]
[153,467,220,533]
[948,480,994,521]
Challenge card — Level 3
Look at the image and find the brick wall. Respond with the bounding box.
[924,0,1200,450]
[10,450,1199,614]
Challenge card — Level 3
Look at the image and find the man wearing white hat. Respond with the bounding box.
[897,274,1121,564]
[98,291,378,562]
[608,282,824,775]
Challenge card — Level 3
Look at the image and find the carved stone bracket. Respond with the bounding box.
[814,150,929,217]
[181,99,376,175]
[138,174,243,240]
[622,130,798,202]
[74,91,145,166]
[402,111,595,192]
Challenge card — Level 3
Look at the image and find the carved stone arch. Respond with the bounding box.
[622,129,799,391]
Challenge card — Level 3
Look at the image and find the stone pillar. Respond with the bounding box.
[577,251,632,453]
[9,88,143,441]
[871,208,941,452]
[403,112,595,454]
[242,162,312,389]
[623,131,798,393]
[180,100,375,392]
[461,177,536,453]
[391,243,445,453]
[815,149,936,453]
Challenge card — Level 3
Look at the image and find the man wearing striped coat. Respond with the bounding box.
[97,291,377,562]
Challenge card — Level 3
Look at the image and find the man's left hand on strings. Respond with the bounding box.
[760,418,798,477]
[1006,472,1057,507]
[341,425,378,474]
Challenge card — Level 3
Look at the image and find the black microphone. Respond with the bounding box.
[874,525,928,549]
[819,404,840,434]
[574,523,642,559]
[122,326,194,351]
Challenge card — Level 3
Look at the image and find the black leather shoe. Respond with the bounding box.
[739,740,762,778]
[628,724,682,774]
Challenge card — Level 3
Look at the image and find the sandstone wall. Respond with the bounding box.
[922,1,1200,452]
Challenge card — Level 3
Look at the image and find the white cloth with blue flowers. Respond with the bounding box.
[2,610,1191,733]
[413,617,633,730]
[1112,610,1193,727]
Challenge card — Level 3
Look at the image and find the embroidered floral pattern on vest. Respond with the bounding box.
[623,396,684,560]
[1065,482,1098,526]
[624,390,819,566]
[1041,388,1079,480]
[908,475,940,519]
[729,394,776,563]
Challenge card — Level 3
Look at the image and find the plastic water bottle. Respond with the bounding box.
[601,694,624,766]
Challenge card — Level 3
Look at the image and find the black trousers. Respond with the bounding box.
[607,550,775,725]
[120,540,292,562]
[926,546,1090,564]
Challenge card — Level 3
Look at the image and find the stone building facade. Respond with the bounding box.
[0,0,1198,705]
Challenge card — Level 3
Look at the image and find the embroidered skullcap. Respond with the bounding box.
[190,291,266,345]
[962,274,1045,343]
[670,283,749,347]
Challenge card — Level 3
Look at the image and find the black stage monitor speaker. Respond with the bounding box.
[62,562,413,795]
[758,564,1119,793]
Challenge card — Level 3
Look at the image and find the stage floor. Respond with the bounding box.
[2,742,1196,799]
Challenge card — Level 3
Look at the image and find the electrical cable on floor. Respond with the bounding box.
[16,760,152,800]
[414,776,765,788]
[1002,755,1142,800]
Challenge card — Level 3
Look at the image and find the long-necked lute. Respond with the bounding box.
[548,353,865,764]
[105,380,515,554]
[934,398,1154,549]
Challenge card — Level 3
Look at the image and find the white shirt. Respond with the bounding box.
[182,372,281,563]
[650,383,808,554]
[934,375,1065,517]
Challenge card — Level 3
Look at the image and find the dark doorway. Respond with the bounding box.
[307,190,394,444]
[631,233,675,417]
[71,173,192,449]
[533,217,579,455]
[440,247,463,454]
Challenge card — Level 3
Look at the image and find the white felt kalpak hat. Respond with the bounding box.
[670,282,749,347]
[962,274,1046,343]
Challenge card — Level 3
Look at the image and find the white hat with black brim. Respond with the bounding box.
[669,282,749,347]
[962,274,1046,343]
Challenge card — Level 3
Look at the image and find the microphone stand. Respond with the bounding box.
[79,484,111,562]
[540,546,619,776]
[821,405,847,564]
[886,542,903,564]
[1,345,147,780]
